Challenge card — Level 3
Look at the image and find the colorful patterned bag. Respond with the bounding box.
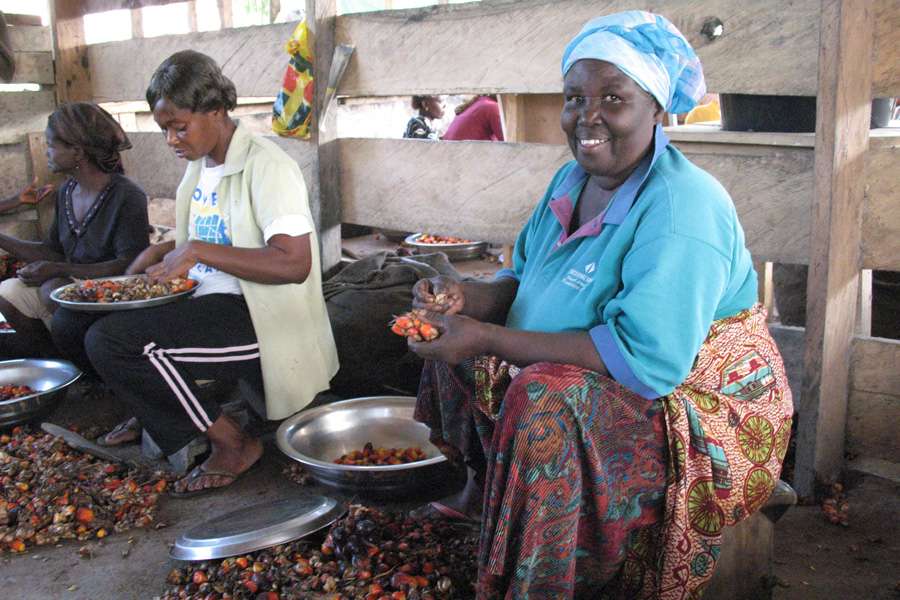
[272,21,314,139]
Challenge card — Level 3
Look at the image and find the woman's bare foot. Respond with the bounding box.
[173,414,263,496]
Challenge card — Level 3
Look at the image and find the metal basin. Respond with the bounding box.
[403,234,488,262]
[277,396,452,495]
[0,359,81,428]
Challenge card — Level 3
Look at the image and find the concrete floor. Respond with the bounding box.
[3,385,898,600]
[2,385,457,600]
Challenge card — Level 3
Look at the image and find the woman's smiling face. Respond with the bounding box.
[560,59,663,187]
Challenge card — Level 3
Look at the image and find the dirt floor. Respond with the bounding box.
[772,472,900,600]
[2,384,898,600]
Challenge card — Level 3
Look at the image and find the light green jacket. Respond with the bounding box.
[175,123,339,419]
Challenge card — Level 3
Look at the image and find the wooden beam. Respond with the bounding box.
[26,133,64,238]
[0,90,56,145]
[336,137,819,256]
[82,0,185,12]
[119,131,320,220]
[270,0,281,23]
[86,22,295,102]
[7,51,54,84]
[336,0,822,97]
[7,25,52,52]
[861,133,900,270]
[0,142,30,199]
[187,0,198,32]
[308,0,342,274]
[846,390,900,464]
[497,94,526,267]
[2,14,42,26]
[856,270,872,336]
[754,261,774,318]
[130,8,143,39]
[339,138,571,243]
[847,336,900,463]
[873,0,900,97]
[51,0,91,103]
[794,0,875,497]
[218,0,233,28]
[850,336,900,397]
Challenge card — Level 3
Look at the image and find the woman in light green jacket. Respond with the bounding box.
[81,50,338,496]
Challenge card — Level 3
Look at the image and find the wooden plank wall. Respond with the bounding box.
[0,23,55,241]
[86,22,296,103]
[120,133,326,231]
[848,337,900,463]
[336,136,898,270]
[335,0,899,98]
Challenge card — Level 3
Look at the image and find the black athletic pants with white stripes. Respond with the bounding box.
[78,294,261,455]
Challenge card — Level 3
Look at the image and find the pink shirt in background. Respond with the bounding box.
[442,96,505,141]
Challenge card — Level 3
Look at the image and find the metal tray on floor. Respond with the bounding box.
[170,496,345,561]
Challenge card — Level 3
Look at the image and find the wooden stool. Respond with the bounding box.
[704,480,797,599]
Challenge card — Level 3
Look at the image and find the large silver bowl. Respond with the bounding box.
[403,233,488,262]
[50,275,199,313]
[277,396,453,495]
[0,359,81,428]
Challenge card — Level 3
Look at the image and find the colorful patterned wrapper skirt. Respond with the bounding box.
[414,305,792,599]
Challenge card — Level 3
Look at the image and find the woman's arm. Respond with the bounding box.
[145,234,312,285]
[16,256,133,286]
[0,234,64,263]
[0,179,54,214]
[409,313,608,374]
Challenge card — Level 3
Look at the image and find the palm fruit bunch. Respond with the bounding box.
[390,309,440,342]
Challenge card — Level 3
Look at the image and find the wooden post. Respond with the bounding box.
[130,8,143,38]
[306,0,342,274]
[27,132,64,238]
[217,0,233,28]
[754,260,774,319]
[51,0,91,103]
[187,1,198,32]
[856,269,873,336]
[794,0,874,497]
[498,94,526,268]
[270,0,282,23]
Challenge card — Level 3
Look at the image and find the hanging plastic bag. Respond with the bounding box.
[272,21,314,139]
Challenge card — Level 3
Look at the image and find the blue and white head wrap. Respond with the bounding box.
[561,11,706,114]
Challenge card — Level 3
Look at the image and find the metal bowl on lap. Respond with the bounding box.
[277,396,453,496]
[402,233,488,262]
[0,359,82,428]
[50,275,200,313]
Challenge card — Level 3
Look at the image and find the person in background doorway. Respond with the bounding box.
[403,95,444,139]
[442,94,504,141]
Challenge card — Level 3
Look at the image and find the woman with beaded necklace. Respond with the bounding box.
[0,102,149,359]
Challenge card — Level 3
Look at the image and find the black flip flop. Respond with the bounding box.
[169,459,260,499]
[96,417,141,447]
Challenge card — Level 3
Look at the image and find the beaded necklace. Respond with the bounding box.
[63,177,115,237]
